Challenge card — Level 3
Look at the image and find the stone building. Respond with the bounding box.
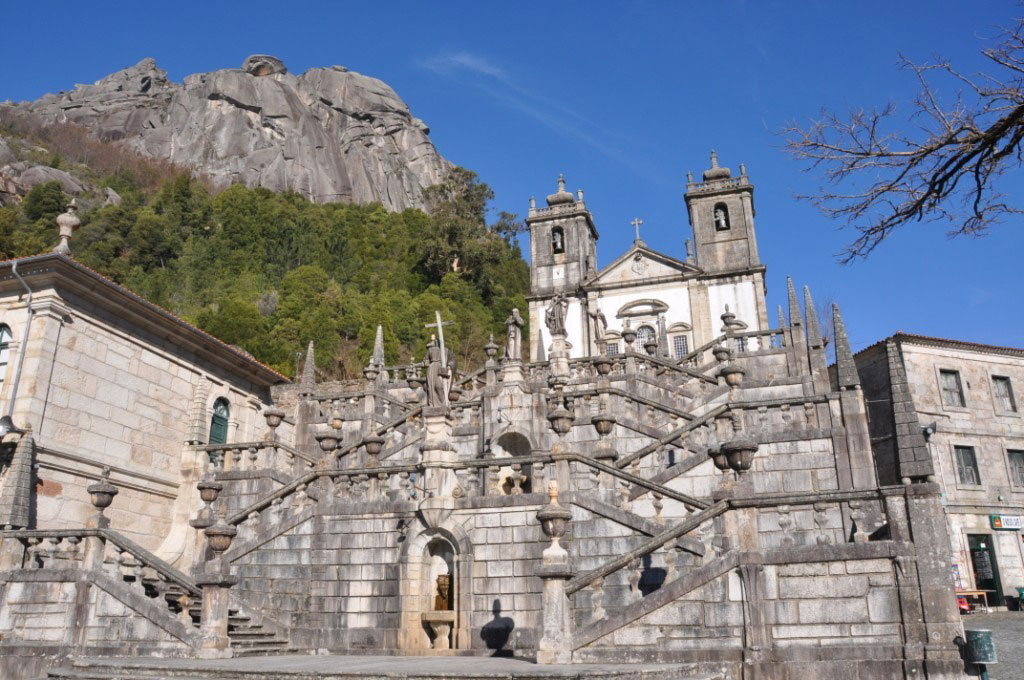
[852,333,1024,609]
[0,159,970,680]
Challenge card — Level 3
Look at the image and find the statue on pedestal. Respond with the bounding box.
[504,308,524,361]
[545,294,569,337]
[425,336,454,409]
[589,307,608,353]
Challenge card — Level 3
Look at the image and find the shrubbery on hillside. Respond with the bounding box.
[0,165,529,379]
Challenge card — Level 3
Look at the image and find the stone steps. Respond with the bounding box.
[46,656,721,679]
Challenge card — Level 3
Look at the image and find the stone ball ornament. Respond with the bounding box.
[204,510,237,556]
[537,481,572,544]
[718,362,746,387]
[591,412,615,437]
[593,355,613,376]
[87,467,119,510]
[721,437,758,472]
[547,403,573,436]
[315,427,339,452]
[197,479,224,504]
[263,407,285,430]
[362,433,384,456]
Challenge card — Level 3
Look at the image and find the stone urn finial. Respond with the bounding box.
[537,481,572,550]
[204,505,237,558]
[54,199,80,256]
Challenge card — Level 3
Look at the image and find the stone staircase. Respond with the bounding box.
[185,605,296,657]
[44,656,724,679]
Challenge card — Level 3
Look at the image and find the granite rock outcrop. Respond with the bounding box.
[2,56,451,211]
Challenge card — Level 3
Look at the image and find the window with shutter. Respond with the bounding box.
[940,370,966,407]
[954,446,980,485]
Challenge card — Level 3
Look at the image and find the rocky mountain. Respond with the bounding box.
[1,55,451,211]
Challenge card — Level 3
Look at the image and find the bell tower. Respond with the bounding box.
[684,151,760,273]
[526,174,598,297]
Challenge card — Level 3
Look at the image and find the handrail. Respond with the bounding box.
[564,485,890,596]
[0,527,201,597]
[565,500,729,595]
[564,453,708,511]
[614,404,728,469]
[676,334,727,366]
[198,440,317,466]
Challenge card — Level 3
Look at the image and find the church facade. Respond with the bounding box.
[527,153,768,362]
[0,158,971,680]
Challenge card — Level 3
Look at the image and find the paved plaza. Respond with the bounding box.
[963,612,1024,680]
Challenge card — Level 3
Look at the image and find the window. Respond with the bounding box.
[636,325,656,347]
[992,376,1017,413]
[209,398,230,445]
[606,342,620,356]
[940,369,966,408]
[0,324,11,390]
[734,336,748,353]
[551,226,565,254]
[954,446,981,485]
[713,202,730,231]
[673,334,689,358]
[1009,450,1024,487]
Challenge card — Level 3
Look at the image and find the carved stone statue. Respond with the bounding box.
[545,294,568,337]
[714,206,729,231]
[589,308,608,352]
[504,308,523,361]
[425,336,454,409]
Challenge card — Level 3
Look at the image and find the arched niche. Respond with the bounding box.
[491,431,533,495]
[713,202,731,231]
[398,522,474,653]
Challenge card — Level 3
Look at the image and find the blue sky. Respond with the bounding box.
[4,1,1022,351]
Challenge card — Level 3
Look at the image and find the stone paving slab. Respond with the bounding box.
[62,655,714,680]
[963,612,1024,680]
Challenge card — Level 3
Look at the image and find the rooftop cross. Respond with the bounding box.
[424,310,454,368]
[630,217,644,241]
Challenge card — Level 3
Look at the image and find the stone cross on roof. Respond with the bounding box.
[630,217,644,241]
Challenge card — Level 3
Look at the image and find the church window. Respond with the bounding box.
[636,325,656,346]
[551,227,565,254]
[734,336,748,353]
[672,334,689,358]
[1009,450,1024,487]
[0,324,11,390]
[606,342,620,356]
[954,445,980,485]
[713,203,730,231]
[209,398,230,445]
[992,376,1016,413]
[939,369,965,408]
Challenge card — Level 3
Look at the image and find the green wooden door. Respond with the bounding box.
[209,398,229,445]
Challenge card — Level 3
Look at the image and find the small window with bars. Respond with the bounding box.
[954,445,981,485]
[1008,450,1024,487]
[606,342,620,356]
[673,334,689,359]
[992,376,1017,413]
[939,369,966,408]
[734,336,748,353]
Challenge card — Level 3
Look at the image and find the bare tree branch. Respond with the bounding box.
[784,17,1024,262]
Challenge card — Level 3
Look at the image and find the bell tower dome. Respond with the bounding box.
[683,151,760,273]
[526,174,598,297]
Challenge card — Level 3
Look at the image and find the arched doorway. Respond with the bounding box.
[209,398,230,445]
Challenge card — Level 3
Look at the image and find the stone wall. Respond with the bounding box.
[0,282,272,552]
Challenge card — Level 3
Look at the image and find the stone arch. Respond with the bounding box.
[398,516,475,652]
[490,431,534,495]
[616,298,669,319]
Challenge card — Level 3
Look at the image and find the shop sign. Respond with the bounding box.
[990,514,1022,531]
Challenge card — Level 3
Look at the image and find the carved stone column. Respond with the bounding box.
[536,481,575,664]
[196,512,238,658]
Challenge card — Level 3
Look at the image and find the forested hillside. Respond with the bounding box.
[0,126,529,379]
